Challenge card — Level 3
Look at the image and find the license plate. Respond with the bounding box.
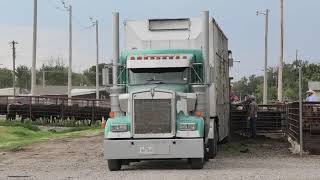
[139,146,153,154]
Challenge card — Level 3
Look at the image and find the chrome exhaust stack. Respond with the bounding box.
[110,12,121,115]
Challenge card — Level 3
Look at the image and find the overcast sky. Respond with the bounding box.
[0,0,319,80]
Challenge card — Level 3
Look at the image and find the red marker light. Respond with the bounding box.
[176,56,180,59]
[130,56,135,60]
[183,56,188,59]
[137,56,143,60]
[169,56,174,59]
[144,56,148,60]
[162,56,167,59]
[150,56,155,60]
[156,56,161,60]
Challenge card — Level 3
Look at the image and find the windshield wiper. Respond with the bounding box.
[144,78,165,85]
[154,81,165,84]
[145,78,163,81]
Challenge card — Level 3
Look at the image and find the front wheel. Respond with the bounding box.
[108,159,121,171]
[190,158,204,169]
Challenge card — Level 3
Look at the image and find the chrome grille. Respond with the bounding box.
[134,99,171,134]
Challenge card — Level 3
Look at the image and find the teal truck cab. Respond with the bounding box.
[103,11,231,170]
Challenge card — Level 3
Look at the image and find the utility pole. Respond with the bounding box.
[296,49,303,156]
[31,0,37,97]
[10,41,18,97]
[60,1,73,103]
[95,20,100,101]
[278,0,284,102]
[257,9,270,105]
[42,70,45,87]
[68,5,73,103]
[299,66,303,156]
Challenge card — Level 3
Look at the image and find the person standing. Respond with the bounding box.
[248,95,258,138]
[306,89,318,102]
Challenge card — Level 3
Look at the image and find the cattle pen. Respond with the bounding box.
[231,102,320,154]
[0,96,110,126]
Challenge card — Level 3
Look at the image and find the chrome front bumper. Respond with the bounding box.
[104,138,203,160]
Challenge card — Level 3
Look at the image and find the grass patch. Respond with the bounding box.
[0,121,40,131]
[0,125,102,151]
[221,142,249,154]
[220,135,251,154]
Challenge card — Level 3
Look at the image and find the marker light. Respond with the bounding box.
[195,111,203,117]
[178,123,196,131]
[111,124,128,132]
[130,56,135,60]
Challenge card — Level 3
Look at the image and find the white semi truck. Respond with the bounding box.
[103,11,231,170]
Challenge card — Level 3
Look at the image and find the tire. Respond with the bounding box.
[206,121,218,159]
[190,158,204,169]
[204,146,209,161]
[108,159,121,171]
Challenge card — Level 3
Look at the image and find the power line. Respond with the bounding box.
[47,0,68,13]
[46,0,95,30]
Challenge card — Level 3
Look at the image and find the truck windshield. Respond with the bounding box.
[129,68,188,85]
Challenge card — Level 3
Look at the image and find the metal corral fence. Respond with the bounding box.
[0,96,111,126]
[231,104,286,135]
[287,102,320,154]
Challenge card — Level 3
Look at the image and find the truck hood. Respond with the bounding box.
[127,84,189,93]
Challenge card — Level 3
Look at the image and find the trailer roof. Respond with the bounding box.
[119,49,203,65]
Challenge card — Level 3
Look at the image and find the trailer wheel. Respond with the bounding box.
[108,159,121,171]
[206,121,218,159]
[213,121,218,157]
[190,158,204,169]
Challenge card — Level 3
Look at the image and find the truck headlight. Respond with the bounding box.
[111,124,128,132]
[178,123,196,131]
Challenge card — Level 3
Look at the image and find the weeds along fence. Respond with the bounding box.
[287,102,320,154]
[231,104,286,135]
[0,96,110,126]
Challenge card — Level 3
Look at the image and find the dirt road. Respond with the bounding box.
[1,134,320,180]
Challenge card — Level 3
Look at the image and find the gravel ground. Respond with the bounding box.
[0,134,320,180]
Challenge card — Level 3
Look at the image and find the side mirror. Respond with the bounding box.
[229,58,234,67]
[102,64,112,86]
[228,50,234,67]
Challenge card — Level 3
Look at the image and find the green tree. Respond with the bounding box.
[16,65,31,89]
[40,57,68,86]
[233,75,263,102]
[40,57,86,86]
[72,72,86,86]
[233,60,320,103]
[83,63,106,86]
[0,68,13,88]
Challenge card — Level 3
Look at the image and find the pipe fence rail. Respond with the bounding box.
[231,104,286,135]
[287,102,320,154]
[231,102,320,154]
[0,96,110,126]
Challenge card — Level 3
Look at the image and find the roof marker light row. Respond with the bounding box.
[129,55,188,60]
